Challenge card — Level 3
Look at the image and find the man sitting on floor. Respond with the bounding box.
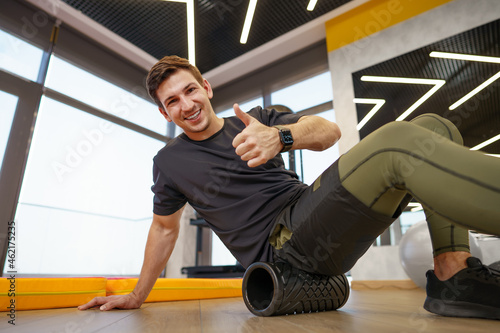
[79,55,500,320]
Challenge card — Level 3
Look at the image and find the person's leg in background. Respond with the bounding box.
[338,113,500,319]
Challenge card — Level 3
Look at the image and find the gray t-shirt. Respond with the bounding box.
[151,106,307,267]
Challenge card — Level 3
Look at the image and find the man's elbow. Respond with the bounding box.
[314,124,341,151]
[328,123,341,148]
[333,123,341,141]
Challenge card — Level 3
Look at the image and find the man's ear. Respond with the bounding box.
[203,78,213,99]
[159,107,172,122]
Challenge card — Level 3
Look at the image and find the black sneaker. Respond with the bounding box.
[490,260,500,271]
[423,257,500,320]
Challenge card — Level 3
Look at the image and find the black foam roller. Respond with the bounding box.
[242,261,350,316]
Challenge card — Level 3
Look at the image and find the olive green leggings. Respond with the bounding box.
[338,114,500,256]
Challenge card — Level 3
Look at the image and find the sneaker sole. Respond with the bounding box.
[424,296,500,320]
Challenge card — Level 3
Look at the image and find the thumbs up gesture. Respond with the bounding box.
[232,104,283,167]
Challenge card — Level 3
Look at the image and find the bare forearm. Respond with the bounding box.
[288,115,341,151]
[78,211,182,311]
[131,217,180,302]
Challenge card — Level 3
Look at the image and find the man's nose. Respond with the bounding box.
[179,95,194,110]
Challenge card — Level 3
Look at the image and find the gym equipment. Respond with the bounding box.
[242,261,350,316]
[184,217,245,278]
[399,220,483,289]
[181,264,245,278]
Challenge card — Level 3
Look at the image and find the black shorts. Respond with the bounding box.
[270,158,410,275]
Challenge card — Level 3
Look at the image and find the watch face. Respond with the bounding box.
[282,131,293,145]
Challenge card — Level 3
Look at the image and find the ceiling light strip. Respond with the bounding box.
[353,98,386,130]
[408,202,423,212]
[448,70,500,110]
[430,51,500,64]
[186,0,196,66]
[241,0,258,44]
[164,0,196,65]
[361,76,443,85]
[360,76,446,121]
[396,81,445,121]
[307,0,319,11]
[470,133,500,151]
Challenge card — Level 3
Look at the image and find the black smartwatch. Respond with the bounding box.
[274,125,294,152]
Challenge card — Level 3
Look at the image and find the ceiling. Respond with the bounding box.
[61,0,351,74]
[352,19,500,154]
[58,0,499,154]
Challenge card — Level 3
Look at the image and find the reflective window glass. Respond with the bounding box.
[299,110,340,185]
[271,72,333,112]
[0,28,43,81]
[211,234,237,266]
[45,56,166,135]
[216,97,264,119]
[12,97,165,275]
[400,210,426,234]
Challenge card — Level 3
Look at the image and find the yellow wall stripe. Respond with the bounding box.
[325,0,454,53]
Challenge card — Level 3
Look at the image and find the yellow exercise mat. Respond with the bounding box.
[0,277,107,311]
[0,277,242,311]
[106,278,243,303]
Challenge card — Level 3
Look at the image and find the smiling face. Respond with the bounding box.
[156,69,223,141]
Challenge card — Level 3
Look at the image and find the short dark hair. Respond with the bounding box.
[146,55,204,110]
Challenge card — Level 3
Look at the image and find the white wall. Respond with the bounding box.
[327,0,500,280]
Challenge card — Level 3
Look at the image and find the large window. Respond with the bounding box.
[46,56,165,135]
[16,97,164,275]
[216,96,264,118]
[0,21,166,276]
[271,72,333,112]
[298,109,340,185]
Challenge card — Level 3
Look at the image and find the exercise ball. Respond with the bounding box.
[399,220,483,289]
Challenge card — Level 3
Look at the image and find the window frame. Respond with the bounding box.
[0,1,168,275]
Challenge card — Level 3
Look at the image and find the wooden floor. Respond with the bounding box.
[2,289,498,332]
